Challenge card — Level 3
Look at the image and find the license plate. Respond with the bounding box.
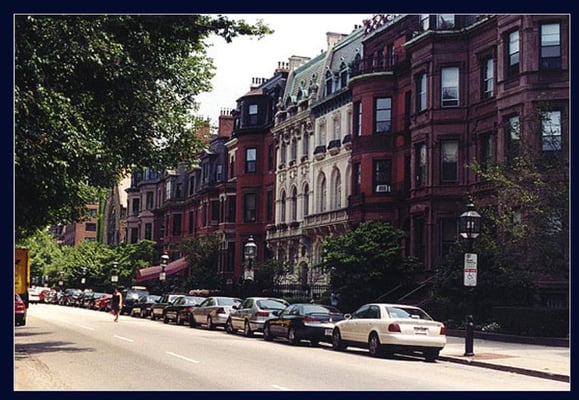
[414,327,428,335]
[325,328,333,336]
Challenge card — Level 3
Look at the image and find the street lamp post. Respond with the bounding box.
[159,252,169,294]
[243,236,257,297]
[111,261,119,288]
[81,267,87,289]
[243,236,257,282]
[459,202,482,357]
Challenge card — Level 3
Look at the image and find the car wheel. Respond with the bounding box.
[189,315,197,328]
[207,316,214,330]
[243,321,253,337]
[163,314,169,324]
[151,313,156,321]
[424,348,440,362]
[225,318,235,334]
[288,326,299,345]
[263,324,273,341]
[332,329,346,350]
[368,333,384,357]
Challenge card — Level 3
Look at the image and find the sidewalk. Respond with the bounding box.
[439,335,570,382]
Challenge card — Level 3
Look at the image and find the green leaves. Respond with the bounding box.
[15,15,272,240]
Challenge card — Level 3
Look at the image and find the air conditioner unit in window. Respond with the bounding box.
[376,184,391,193]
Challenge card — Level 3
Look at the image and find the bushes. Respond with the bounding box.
[492,306,569,337]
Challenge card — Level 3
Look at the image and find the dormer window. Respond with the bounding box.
[325,70,334,96]
[339,62,348,89]
[437,14,455,29]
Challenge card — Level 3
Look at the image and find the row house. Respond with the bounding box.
[121,14,568,303]
[348,13,568,293]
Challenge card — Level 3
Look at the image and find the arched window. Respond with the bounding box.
[319,174,327,213]
[303,183,310,217]
[333,171,342,209]
[291,187,298,222]
[280,190,287,223]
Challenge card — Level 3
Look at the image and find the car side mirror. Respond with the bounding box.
[344,313,352,320]
[272,310,281,316]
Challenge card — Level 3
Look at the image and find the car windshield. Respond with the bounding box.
[302,304,337,314]
[386,306,432,320]
[257,299,288,310]
[216,297,240,306]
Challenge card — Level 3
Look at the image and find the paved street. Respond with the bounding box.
[14,304,570,391]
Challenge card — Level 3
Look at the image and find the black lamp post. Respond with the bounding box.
[81,267,87,289]
[159,252,169,293]
[459,202,482,356]
[111,261,119,288]
[243,236,257,282]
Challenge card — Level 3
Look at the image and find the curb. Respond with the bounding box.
[438,355,570,383]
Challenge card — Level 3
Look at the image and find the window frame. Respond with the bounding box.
[374,97,392,134]
[245,147,257,173]
[440,140,459,183]
[441,66,459,107]
[540,22,561,70]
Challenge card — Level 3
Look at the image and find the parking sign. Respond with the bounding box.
[464,253,478,287]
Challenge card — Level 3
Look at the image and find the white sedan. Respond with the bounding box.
[331,303,446,362]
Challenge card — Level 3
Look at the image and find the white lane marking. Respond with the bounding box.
[271,384,292,391]
[79,325,95,331]
[113,335,134,342]
[166,351,200,364]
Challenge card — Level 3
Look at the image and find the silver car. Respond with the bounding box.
[190,296,242,330]
[226,297,289,337]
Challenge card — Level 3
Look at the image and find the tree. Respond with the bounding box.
[318,221,421,313]
[179,235,221,291]
[18,230,156,290]
[431,106,569,324]
[15,15,272,240]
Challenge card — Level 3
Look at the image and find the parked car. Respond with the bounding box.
[163,295,206,325]
[15,294,27,326]
[263,303,345,346]
[330,303,446,362]
[121,286,149,315]
[150,293,186,321]
[27,287,42,304]
[190,296,242,330]
[130,294,162,318]
[59,288,82,306]
[94,293,112,312]
[226,297,289,337]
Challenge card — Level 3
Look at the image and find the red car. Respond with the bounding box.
[15,294,27,326]
[94,293,112,312]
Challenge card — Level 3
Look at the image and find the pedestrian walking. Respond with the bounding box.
[111,287,123,322]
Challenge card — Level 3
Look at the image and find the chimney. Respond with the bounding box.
[275,61,290,74]
[326,32,348,50]
[217,108,234,138]
[288,55,311,72]
[250,77,268,90]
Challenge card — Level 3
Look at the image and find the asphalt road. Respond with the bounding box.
[14,304,570,391]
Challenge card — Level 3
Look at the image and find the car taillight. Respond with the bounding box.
[440,326,446,335]
[256,311,270,317]
[388,323,401,332]
[303,317,320,323]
